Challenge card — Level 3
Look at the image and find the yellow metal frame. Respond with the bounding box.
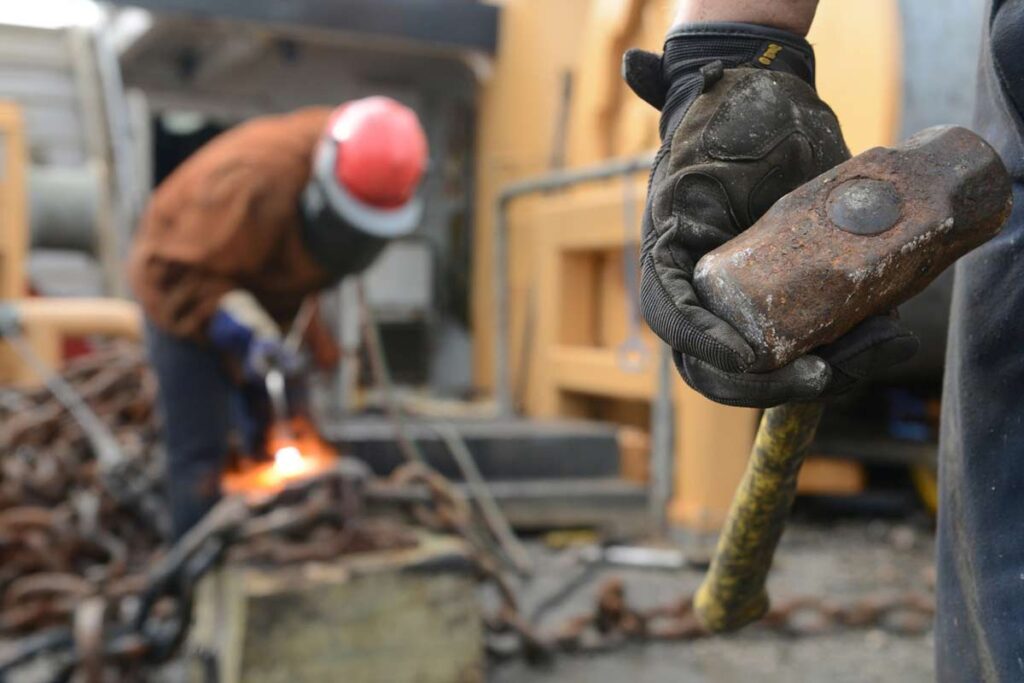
[0,100,143,386]
[0,101,27,301]
[2,298,143,386]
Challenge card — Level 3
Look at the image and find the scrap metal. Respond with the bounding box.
[0,344,938,681]
[0,345,417,681]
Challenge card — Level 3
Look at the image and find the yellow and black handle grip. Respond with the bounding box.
[693,401,825,633]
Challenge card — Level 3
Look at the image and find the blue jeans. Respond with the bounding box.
[146,321,272,538]
[937,0,1024,679]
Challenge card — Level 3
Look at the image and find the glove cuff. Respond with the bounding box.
[659,22,816,138]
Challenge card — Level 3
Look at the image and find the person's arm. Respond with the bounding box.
[672,0,819,35]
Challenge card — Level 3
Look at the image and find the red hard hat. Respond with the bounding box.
[325,97,428,208]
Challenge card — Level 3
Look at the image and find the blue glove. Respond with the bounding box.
[244,337,304,379]
[208,290,303,380]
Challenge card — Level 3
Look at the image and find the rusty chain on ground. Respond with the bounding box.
[547,577,934,656]
[380,468,936,661]
[0,465,419,679]
[0,344,936,681]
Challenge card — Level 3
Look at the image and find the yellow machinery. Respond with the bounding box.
[471,0,902,533]
[0,101,141,387]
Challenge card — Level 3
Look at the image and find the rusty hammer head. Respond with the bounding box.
[694,125,1012,372]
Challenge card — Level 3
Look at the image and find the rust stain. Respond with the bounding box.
[694,126,1012,371]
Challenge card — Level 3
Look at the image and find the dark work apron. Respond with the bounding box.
[936,1,1024,680]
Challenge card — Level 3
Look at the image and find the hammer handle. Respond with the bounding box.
[694,401,824,632]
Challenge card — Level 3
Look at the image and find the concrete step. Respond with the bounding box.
[322,416,622,481]
[368,477,651,536]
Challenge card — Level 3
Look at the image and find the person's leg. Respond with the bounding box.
[145,321,232,539]
[936,1,1024,679]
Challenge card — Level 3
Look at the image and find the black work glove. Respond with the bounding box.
[624,24,918,408]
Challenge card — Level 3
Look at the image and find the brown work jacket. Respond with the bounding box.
[129,107,334,346]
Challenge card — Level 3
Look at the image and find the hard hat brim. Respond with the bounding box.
[311,139,423,239]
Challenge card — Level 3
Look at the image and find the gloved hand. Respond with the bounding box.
[623,23,918,408]
[244,337,304,379]
[208,290,304,381]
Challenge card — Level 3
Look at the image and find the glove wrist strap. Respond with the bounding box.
[660,22,816,138]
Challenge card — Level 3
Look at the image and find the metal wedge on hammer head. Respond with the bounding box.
[690,125,1011,635]
[694,125,1013,373]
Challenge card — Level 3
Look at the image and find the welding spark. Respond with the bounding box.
[273,446,309,478]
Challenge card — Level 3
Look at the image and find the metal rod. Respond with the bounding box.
[283,297,315,355]
[648,345,675,537]
[431,421,533,576]
[337,279,361,413]
[264,368,293,440]
[493,154,655,415]
[4,332,125,472]
[357,280,427,465]
[357,283,529,575]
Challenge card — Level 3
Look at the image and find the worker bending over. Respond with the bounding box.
[626,0,1023,679]
[129,97,428,538]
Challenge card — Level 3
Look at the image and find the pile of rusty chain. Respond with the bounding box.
[0,463,417,681]
[0,344,937,680]
[0,345,168,635]
[0,346,419,681]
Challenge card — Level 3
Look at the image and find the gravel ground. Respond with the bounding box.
[2,519,934,682]
[492,518,936,683]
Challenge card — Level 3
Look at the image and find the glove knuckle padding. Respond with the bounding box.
[661,172,739,253]
[700,70,843,164]
[670,69,848,229]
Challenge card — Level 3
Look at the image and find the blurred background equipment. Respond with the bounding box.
[0,0,983,535]
[0,97,141,388]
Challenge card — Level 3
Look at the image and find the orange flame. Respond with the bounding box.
[222,417,339,499]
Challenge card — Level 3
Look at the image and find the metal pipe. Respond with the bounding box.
[492,154,655,415]
[283,297,315,355]
[431,421,533,577]
[264,368,292,439]
[335,278,361,413]
[7,298,142,340]
[648,345,674,537]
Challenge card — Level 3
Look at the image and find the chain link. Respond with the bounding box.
[0,344,936,681]
[546,578,934,656]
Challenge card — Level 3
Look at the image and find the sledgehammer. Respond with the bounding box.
[690,126,1012,633]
